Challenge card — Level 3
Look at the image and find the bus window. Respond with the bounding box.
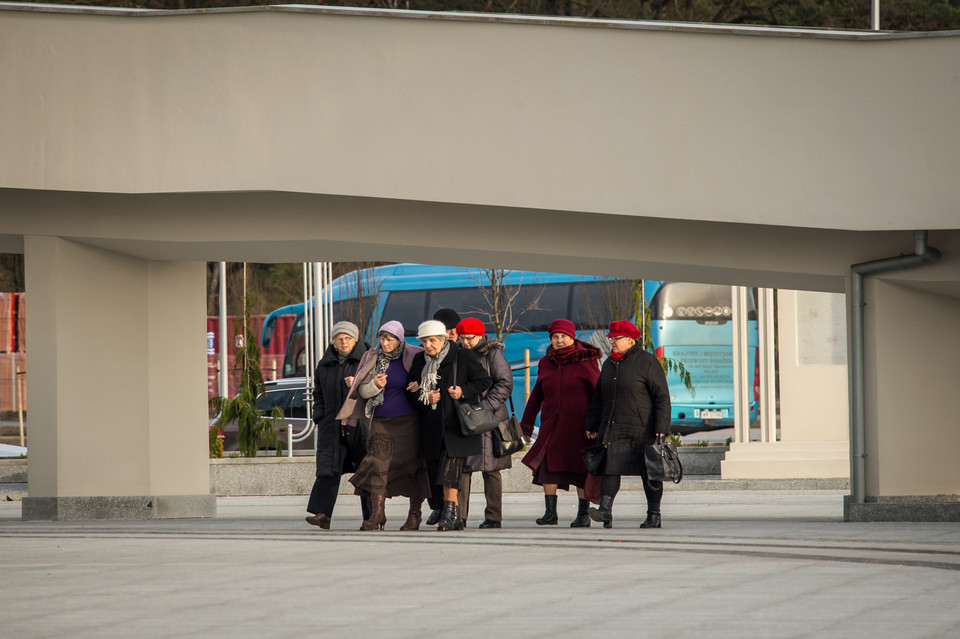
[512,283,569,332]
[570,280,633,330]
[427,287,489,328]
[380,290,428,336]
[283,315,306,377]
[332,296,376,340]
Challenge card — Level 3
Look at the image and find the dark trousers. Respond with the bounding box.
[458,471,502,523]
[308,475,372,521]
[601,469,662,512]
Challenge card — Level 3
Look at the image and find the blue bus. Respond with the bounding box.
[261,265,759,434]
[261,264,631,429]
[646,282,759,433]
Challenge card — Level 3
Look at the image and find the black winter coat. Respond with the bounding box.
[583,343,671,475]
[312,340,368,478]
[408,343,492,460]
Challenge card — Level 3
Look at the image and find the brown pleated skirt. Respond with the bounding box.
[349,412,431,499]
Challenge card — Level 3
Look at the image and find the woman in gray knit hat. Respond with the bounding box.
[305,321,370,530]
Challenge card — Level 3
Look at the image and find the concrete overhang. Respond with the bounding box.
[1,3,959,296]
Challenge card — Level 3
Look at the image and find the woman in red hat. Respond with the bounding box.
[520,318,602,527]
[456,317,514,529]
[584,320,671,529]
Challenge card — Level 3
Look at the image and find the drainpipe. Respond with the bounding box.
[850,230,940,503]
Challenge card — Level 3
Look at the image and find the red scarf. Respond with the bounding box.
[610,351,624,361]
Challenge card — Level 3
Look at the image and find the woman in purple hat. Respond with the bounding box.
[584,320,671,529]
[337,321,431,531]
[520,318,602,527]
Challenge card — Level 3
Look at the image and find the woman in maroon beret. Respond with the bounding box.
[520,318,602,527]
[584,320,671,529]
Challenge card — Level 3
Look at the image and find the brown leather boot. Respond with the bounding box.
[399,497,423,531]
[360,494,386,531]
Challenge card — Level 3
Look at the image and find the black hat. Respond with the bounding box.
[433,308,461,330]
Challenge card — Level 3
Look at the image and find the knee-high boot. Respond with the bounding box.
[360,494,386,531]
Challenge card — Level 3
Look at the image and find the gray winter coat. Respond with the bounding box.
[464,337,514,473]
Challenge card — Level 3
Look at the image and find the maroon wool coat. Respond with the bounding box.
[520,339,602,475]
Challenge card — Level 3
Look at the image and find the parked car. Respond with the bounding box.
[0,443,27,458]
[212,377,314,453]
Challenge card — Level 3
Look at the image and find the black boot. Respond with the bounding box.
[588,495,614,529]
[437,500,458,531]
[570,498,592,528]
[640,511,662,529]
[426,507,442,526]
[536,494,558,525]
[453,503,465,531]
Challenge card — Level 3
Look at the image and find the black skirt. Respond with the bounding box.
[433,452,466,489]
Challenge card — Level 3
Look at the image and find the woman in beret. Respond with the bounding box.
[456,317,514,529]
[584,320,671,529]
[520,319,602,527]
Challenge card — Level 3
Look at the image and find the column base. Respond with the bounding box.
[720,441,849,479]
[844,494,960,522]
[22,494,216,521]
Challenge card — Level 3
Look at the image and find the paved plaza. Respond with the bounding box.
[2,489,960,638]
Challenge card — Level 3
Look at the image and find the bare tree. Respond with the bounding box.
[336,262,383,340]
[578,277,693,393]
[0,254,25,292]
[469,268,545,340]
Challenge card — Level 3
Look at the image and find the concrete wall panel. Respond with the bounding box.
[2,6,959,231]
[778,289,849,443]
[146,260,209,495]
[865,280,960,496]
[23,238,209,500]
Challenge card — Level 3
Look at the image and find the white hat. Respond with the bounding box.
[417,320,448,340]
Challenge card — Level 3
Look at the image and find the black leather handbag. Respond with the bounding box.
[452,354,500,436]
[579,442,607,476]
[493,397,525,457]
[579,423,610,476]
[457,401,501,436]
[644,434,683,485]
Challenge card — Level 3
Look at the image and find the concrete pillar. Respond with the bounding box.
[845,280,960,521]
[21,237,214,520]
[721,289,849,479]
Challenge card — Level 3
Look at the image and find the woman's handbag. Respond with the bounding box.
[579,422,611,476]
[644,434,683,485]
[493,397,525,457]
[579,442,607,476]
[457,401,501,436]
[452,354,500,436]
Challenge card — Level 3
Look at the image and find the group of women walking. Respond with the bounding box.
[305,310,671,532]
